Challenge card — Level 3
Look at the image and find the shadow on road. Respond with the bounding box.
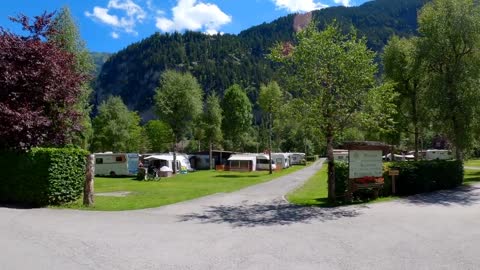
[402,185,480,206]
[178,201,363,227]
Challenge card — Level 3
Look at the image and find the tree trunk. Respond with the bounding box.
[414,126,419,161]
[173,135,177,174]
[326,130,336,203]
[209,140,213,170]
[83,154,94,207]
[269,112,273,174]
[412,86,419,161]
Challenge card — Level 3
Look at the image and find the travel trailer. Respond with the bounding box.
[94,153,139,176]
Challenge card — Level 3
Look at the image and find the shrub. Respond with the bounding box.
[384,160,463,196]
[306,155,319,162]
[334,161,349,195]
[0,147,88,206]
[334,160,463,199]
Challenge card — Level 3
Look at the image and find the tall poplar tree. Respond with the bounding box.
[51,6,95,149]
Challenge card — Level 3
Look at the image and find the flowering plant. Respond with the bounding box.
[354,176,384,184]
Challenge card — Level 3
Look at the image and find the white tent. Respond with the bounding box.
[144,153,193,172]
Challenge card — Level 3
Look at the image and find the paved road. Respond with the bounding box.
[2,160,480,270]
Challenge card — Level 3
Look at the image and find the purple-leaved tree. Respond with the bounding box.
[0,12,87,150]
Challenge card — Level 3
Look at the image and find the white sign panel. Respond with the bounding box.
[349,150,383,178]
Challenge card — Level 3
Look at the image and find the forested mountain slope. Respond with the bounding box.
[94,0,429,119]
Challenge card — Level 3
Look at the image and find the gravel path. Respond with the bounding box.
[2,160,480,270]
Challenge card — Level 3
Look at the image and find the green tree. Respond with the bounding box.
[51,6,95,149]
[154,70,203,173]
[258,81,283,174]
[203,92,223,169]
[417,0,480,160]
[383,36,426,160]
[144,120,173,153]
[222,84,253,151]
[271,23,380,202]
[92,96,144,152]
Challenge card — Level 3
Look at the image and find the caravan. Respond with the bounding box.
[94,153,139,176]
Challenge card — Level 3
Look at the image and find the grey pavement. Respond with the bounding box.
[2,160,480,270]
[465,166,480,170]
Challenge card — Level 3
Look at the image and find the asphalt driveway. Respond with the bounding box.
[1,160,480,270]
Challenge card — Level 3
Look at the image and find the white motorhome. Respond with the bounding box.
[425,149,453,160]
[144,153,193,173]
[272,153,290,169]
[94,153,139,176]
[256,154,277,171]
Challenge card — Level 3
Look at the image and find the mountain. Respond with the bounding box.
[90,52,111,76]
[94,0,429,120]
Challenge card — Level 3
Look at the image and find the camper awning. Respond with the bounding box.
[228,155,256,161]
[144,155,174,161]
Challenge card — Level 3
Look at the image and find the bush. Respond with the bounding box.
[0,147,88,206]
[306,155,319,162]
[334,160,463,199]
[384,160,463,196]
[334,161,349,195]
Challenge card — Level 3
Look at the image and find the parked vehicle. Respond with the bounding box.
[256,154,277,171]
[94,153,139,176]
[425,149,453,160]
[144,153,193,173]
[228,154,257,172]
[333,149,349,162]
[272,153,290,169]
[289,153,306,165]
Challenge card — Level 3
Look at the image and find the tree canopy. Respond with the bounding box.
[0,13,87,150]
[92,96,144,152]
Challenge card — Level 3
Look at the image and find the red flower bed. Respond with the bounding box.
[354,176,384,184]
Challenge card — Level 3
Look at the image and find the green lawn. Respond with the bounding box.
[464,169,480,184]
[287,165,330,206]
[61,165,307,211]
[465,159,480,167]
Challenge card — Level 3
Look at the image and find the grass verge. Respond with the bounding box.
[60,165,308,211]
[465,159,480,167]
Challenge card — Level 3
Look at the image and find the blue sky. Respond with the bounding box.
[0,0,369,53]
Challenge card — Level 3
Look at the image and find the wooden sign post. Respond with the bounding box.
[389,169,399,195]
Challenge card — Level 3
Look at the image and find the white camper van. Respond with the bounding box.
[94,153,139,176]
[272,153,290,169]
[256,154,277,171]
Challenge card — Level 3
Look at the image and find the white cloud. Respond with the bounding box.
[272,0,328,12]
[111,32,120,39]
[155,0,232,34]
[85,0,146,35]
[333,0,351,6]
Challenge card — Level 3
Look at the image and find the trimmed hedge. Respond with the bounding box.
[0,147,88,206]
[334,160,463,199]
[385,160,463,196]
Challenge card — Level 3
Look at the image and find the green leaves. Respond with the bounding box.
[92,96,144,152]
[221,84,253,149]
[154,70,203,142]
